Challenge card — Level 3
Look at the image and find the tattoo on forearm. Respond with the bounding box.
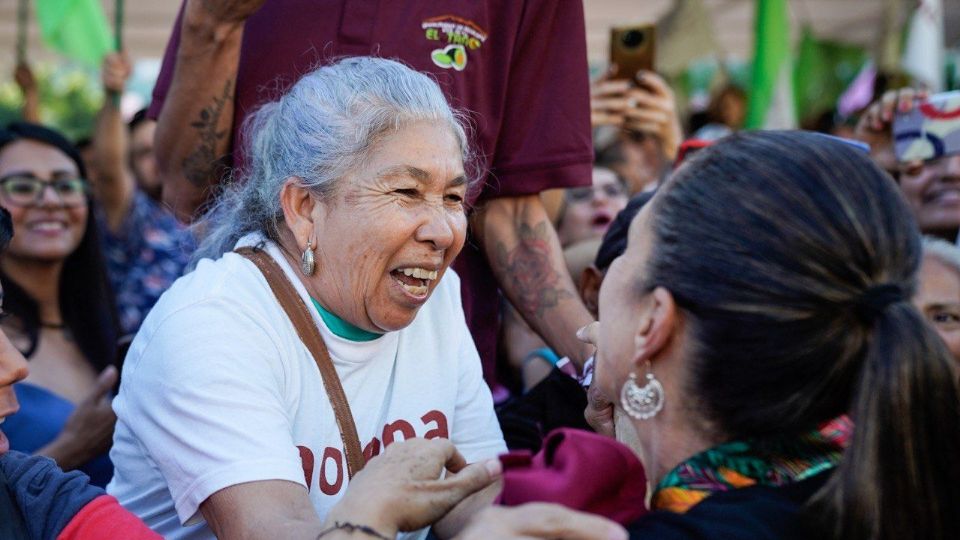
[495,221,572,318]
[182,79,233,188]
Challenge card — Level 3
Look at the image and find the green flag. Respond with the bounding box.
[745,0,795,129]
[36,0,113,67]
[793,27,867,123]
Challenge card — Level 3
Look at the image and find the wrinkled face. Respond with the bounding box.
[130,121,159,198]
[311,121,467,333]
[0,287,30,456]
[0,140,88,263]
[557,167,628,247]
[898,155,960,236]
[914,254,960,363]
[595,203,655,411]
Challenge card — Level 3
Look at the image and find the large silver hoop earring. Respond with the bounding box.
[620,362,664,420]
[301,240,316,276]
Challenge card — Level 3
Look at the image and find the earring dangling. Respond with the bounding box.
[301,240,316,276]
[620,361,665,420]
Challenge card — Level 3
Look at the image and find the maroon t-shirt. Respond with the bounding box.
[150,0,593,398]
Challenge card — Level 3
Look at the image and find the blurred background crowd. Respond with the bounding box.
[0,0,958,137]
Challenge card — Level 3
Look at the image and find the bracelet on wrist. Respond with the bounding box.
[316,521,391,540]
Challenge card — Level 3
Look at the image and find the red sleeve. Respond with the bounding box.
[147,2,187,121]
[483,0,593,200]
[57,495,161,540]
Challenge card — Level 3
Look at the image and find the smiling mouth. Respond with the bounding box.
[390,267,439,297]
[28,220,68,232]
[926,188,960,205]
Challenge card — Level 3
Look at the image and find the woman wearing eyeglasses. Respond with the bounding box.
[556,164,630,248]
[0,122,121,487]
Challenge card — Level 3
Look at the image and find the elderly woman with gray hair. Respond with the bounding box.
[914,237,960,363]
[106,57,506,539]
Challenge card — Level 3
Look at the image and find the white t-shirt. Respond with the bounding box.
[107,235,505,539]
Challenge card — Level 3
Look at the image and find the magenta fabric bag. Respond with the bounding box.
[496,428,649,525]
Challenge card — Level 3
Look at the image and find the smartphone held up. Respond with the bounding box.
[893,91,960,163]
[609,25,656,84]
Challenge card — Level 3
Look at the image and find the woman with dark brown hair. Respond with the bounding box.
[0,123,120,488]
[440,130,960,539]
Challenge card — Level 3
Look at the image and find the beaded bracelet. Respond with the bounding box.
[316,521,391,540]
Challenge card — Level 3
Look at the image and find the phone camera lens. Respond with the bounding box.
[621,30,645,49]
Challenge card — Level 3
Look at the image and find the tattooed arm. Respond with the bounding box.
[155,0,266,222]
[474,194,595,369]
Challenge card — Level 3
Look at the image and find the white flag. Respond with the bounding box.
[901,0,945,91]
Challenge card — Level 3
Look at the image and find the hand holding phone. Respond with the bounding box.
[622,72,683,160]
[590,73,631,128]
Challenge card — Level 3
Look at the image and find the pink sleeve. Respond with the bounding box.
[57,495,161,540]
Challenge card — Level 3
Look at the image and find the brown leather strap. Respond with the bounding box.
[235,246,365,478]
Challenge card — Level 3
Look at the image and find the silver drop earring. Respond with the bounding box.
[301,240,316,276]
[620,362,664,420]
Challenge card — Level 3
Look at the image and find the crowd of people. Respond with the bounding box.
[0,0,959,539]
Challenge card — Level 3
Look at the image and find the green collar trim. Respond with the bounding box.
[310,298,381,342]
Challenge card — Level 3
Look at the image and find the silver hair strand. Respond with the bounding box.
[189,56,475,266]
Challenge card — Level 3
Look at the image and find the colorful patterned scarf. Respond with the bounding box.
[652,416,852,513]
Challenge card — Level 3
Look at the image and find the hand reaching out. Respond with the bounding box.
[14,63,36,94]
[101,53,133,94]
[591,69,683,161]
[855,87,927,135]
[51,366,118,469]
[591,75,632,128]
[325,438,502,536]
[623,72,683,161]
[577,322,615,437]
[186,0,269,31]
[854,88,927,173]
[454,504,628,540]
[14,63,40,122]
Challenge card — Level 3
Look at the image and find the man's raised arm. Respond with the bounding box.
[155,0,265,222]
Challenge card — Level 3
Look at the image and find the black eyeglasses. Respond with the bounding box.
[0,175,89,208]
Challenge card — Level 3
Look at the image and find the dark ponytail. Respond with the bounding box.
[646,130,960,540]
[814,303,960,539]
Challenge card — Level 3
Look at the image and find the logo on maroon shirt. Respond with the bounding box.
[422,15,488,71]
